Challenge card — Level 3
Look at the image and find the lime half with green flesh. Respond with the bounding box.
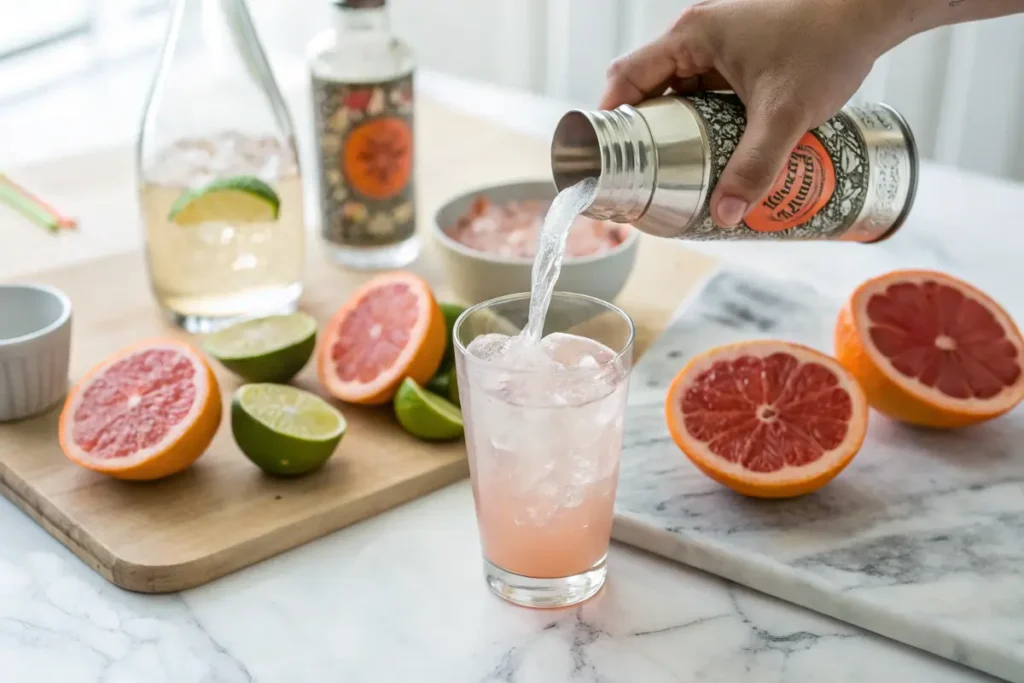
[204,313,317,383]
[394,377,463,441]
[231,384,346,476]
[169,175,280,226]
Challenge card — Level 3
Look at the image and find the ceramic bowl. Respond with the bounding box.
[0,284,72,421]
[432,180,639,305]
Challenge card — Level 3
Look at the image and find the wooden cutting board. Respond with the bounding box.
[0,100,717,593]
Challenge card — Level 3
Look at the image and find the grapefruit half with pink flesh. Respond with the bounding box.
[835,270,1024,428]
[58,339,222,481]
[317,272,446,405]
[666,340,868,498]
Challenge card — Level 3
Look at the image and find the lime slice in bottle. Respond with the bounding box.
[393,377,463,441]
[231,383,346,476]
[169,175,281,226]
[204,313,317,383]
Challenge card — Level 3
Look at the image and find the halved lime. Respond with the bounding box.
[438,302,467,374]
[231,384,346,476]
[393,377,463,441]
[204,313,317,383]
[169,175,280,226]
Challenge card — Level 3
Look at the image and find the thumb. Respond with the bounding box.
[711,101,809,228]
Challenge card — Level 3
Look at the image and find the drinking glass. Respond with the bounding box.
[454,292,635,608]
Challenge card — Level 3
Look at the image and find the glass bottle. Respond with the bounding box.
[308,0,418,270]
[137,0,305,334]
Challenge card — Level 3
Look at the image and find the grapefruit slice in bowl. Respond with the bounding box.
[665,340,868,499]
[835,270,1024,428]
[317,272,446,405]
[58,338,222,481]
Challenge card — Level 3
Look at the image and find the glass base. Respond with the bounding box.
[484,555,607,609]
[324,236,420,271]
[160,285,301,334]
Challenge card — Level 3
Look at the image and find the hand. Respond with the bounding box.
[600,0,896,228]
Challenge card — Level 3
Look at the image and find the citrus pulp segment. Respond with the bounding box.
[835,270,1024,428]
[317,272,446,405]
[58,338,222,481]
[665,340,868,498]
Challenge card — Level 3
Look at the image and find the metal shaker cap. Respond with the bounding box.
[552,98,710,238]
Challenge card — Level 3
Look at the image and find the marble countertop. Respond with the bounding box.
[3,66,1024,682]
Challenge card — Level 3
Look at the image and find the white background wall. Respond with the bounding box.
[252,0,1024,183]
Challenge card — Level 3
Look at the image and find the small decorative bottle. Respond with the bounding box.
[308,0,418,270]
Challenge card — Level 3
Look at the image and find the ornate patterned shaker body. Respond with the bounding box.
[551,93,918,243]
[308,0,418,269]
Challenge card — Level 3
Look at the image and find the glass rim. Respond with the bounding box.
[453,291,636,375]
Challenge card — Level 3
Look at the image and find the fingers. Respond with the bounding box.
[673,70,733,94]
[599,7,715,109]
[711,100,810,228]
[599,37,680,109]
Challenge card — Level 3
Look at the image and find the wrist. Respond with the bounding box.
[832,0,915,58]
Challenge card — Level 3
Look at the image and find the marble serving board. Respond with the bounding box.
[611,268,1024,683]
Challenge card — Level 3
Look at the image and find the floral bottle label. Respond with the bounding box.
[684,93,870,241]
[313,73,415,247]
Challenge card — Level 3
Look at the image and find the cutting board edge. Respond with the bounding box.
[1,455,469,594]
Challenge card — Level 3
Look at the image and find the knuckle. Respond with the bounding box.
[672,3,709,33]
[726,159,773,194]
[757,93,811,134]
[605,55,630,81]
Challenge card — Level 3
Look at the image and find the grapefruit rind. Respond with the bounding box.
[317,272,446,406]
[665,341,868,499]
[58,339,222,481]
[836,270,1024,428]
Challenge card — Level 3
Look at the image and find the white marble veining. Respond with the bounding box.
[0,480,999,682]
[613,269,1024,683]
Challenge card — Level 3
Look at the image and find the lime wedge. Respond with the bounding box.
[231,384,346,476]
[204,313,317,383]
[438,302,467,374]
[169,175,280,226]
[393,377,463,441]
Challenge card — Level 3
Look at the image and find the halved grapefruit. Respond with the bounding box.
[835,270,1024,428]
[317,272,445,405]
[59,339,222,481]
[665,340,868,498]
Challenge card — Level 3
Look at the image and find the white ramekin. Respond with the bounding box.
[0,283,73,421]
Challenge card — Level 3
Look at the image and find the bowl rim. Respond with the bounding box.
[0,283,72,348]
[431,179,640,267]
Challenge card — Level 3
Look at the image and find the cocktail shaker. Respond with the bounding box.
[551,93,918,242]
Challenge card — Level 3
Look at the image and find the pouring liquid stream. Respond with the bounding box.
[520,177,599,343]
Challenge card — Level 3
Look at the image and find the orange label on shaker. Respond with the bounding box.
[744,133,835,233]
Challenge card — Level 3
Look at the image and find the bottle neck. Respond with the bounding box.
[334,4,391,34]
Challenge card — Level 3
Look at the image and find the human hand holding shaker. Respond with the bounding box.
[555,0,1024,238]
